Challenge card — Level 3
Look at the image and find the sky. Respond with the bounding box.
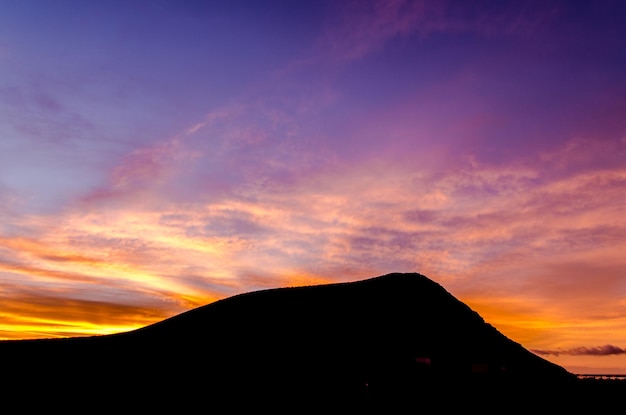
[1,0,625,375]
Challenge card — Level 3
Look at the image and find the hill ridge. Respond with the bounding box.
[0,272,599,410]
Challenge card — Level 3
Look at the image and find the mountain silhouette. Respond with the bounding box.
[0,273,622,411]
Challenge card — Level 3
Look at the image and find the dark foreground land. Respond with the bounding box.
[1,273,624,411]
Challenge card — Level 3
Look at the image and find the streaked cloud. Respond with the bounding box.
[311,0,561,66]
[533,345,626,357]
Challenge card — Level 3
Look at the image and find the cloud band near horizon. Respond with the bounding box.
[533,345,626,357]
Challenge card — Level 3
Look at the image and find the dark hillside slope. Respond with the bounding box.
[0,273,609,410]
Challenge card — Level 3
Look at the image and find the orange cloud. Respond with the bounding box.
[0,294,170,340]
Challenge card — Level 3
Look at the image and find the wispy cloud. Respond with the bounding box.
[309,0,560,66]
[314,0,443,63]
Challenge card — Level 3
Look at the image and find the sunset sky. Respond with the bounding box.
[1,0,625,374]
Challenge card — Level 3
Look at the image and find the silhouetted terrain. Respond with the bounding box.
[1,273,623,411]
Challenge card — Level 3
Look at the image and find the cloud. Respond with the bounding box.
[79,137,185,206]
[0,291,172,340]
[314,0,441,63]
[2,131,625,343]
[532,345,626,357]
[309,0,561,67]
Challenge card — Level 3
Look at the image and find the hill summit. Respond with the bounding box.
[0,273,588,410]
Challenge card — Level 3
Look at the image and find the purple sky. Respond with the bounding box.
[1,0,626,374]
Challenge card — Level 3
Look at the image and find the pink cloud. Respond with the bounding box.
[78,135,194,207]
[315,0,442,63]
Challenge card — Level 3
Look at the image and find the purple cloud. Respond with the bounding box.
[533,345,626,357]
